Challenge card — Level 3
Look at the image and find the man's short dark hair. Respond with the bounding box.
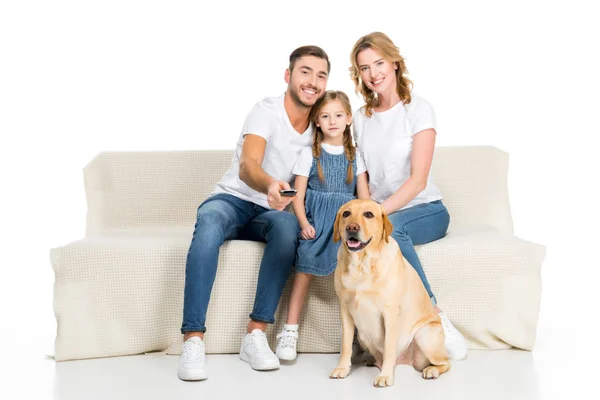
[289,45,331,74]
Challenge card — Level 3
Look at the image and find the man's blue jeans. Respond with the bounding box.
[387,200,450,306]
[181,193,299,333]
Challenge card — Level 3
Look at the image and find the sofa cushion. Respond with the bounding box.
[51,225,544,361]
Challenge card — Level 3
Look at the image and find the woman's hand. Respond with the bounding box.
[380,201,388,215]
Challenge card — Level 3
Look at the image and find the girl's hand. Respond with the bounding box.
[300,224,316,240]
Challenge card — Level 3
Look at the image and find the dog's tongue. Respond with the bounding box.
[347,239,361,248]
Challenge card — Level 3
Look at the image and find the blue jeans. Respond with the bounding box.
[387,200,450,306]
[181,193,299,333]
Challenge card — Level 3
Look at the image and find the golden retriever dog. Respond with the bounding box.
[329,199,450,387]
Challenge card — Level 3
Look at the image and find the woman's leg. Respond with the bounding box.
[387,200,449,305]
[387,201,467,360]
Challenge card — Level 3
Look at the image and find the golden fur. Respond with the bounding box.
[329,199,450,387]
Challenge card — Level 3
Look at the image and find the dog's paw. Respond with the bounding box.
[373,375,394,387]
[422,366,440,380]
[330,367,350,379]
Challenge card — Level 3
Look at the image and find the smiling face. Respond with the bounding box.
[285,55,329,108]
[356,47,398,99]
[315,99,351,143]
[333,199,393,253]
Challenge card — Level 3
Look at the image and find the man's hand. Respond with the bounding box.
[267,181,294,211]
[300,223,316,240]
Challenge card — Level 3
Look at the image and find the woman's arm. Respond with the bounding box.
[381,129,436,214]
[356,172,371,200]
[292,175,310,228]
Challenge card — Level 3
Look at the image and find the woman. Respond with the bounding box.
[349,32,467,360]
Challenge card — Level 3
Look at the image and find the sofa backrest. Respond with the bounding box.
[431,146,512,233]
[83,146,513,234]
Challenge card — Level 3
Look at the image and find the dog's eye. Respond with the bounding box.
[364,211,374,218]
[342,211,351,217]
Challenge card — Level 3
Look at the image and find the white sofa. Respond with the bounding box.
[51,146,545,361]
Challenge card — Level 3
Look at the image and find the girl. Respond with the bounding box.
[275,91,369,361]
[349,32,468,360]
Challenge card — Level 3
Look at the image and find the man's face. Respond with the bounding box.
[285,56,329,108]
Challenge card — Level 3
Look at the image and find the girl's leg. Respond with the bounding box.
[286,272,314,324]
[276,272,313,361]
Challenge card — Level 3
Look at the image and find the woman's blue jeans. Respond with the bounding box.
[181,193,299,333]
[387,200,450,306]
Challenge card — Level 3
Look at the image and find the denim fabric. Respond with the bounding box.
[387,200,450,306]
[295,150,356,276]
[181,193,299,333]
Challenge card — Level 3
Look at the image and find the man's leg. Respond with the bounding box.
[181,194,253,336]
[179,194,254,380]
[236,208,299,370]
[241,209,299,328]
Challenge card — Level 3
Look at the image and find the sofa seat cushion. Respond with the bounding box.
[51,225,544,360]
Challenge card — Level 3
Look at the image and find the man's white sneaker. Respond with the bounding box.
[275,326,299,361]
[439,311,468,360]
[239,329,280,370]
[177,336,208,381]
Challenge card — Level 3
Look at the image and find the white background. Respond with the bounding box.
[1,0,598,398]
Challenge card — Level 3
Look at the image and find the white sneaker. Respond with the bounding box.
[239,329,280,370]
[275,325,299,360]
[177,337,208,381]
[439,311,468,360]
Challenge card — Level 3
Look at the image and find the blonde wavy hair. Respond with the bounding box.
[309,91,355,184]
[349,32,413,117]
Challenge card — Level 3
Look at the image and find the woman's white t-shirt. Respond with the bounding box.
[292,143,367,177]
[353,94,442,209]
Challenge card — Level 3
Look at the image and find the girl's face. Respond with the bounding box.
[356,47,398,98]
[315,99,351,142]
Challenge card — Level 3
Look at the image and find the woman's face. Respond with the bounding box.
[356,47,398,98]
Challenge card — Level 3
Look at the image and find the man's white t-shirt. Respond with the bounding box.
[212,94,313,209]
[353,94,443,209]
[292,143,367,177]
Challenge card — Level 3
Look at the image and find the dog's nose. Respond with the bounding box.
[346,223,360,233]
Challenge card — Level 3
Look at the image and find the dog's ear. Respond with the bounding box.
[333,208,342,243]
[382,208,393,243]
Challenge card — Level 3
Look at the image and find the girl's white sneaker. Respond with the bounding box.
[275,326,299,361]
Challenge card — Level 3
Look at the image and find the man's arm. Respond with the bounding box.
[239,134,293,211]
[239,134,274,193]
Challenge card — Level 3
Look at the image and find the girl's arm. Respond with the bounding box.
[356,172,370,200]
[292,175,310,228]
[381,129,436,214]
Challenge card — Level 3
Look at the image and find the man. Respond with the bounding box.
[178,46,330,381]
